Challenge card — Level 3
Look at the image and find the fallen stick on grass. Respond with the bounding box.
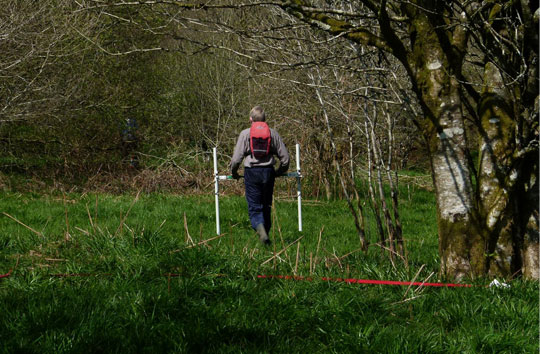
[261,236,303,266]
[402,264,425,300]
[170,233,227,253]
[183,212,195,246]
[114,190,141,236]
[185,233,227,249]
[2,212,43,237]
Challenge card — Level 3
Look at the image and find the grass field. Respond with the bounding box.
[0,186,538,353]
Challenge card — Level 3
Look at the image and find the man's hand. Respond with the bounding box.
[275,166,288,177]
[232,171,240,180]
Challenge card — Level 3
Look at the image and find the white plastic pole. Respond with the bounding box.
[296,143,302,232]
[213,147,220,235]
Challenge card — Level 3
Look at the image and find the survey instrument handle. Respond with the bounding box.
[218,173,300,180]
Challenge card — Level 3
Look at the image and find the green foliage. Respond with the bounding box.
[0,2,253,180]
[0,191,536,353]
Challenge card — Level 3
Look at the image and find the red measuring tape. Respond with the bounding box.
[1,271,476,288]
[257,275,475,288]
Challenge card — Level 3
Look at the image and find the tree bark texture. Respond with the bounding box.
[478,62,539,279]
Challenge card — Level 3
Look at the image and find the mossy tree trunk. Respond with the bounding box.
[477,62,539,279]
[401,2,538,279]
[278,0,538,279]
[404,7,482,279]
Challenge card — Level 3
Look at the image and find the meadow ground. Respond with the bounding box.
[0,184,537,353]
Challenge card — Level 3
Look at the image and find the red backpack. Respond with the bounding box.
[250,122,271,159]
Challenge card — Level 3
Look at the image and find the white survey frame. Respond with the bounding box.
[213,144,302,235]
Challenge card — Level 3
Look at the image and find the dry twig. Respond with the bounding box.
[262,236,304,266]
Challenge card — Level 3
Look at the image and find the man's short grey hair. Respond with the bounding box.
[250,106,266,122]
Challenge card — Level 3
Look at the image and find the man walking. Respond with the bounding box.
[230,106,289,245]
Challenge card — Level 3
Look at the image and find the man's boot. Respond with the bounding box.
[255,224,270,245]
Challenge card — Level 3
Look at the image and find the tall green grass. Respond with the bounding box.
[0,190,537,353]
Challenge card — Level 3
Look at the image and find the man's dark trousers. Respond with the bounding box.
[244,167,275,233]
